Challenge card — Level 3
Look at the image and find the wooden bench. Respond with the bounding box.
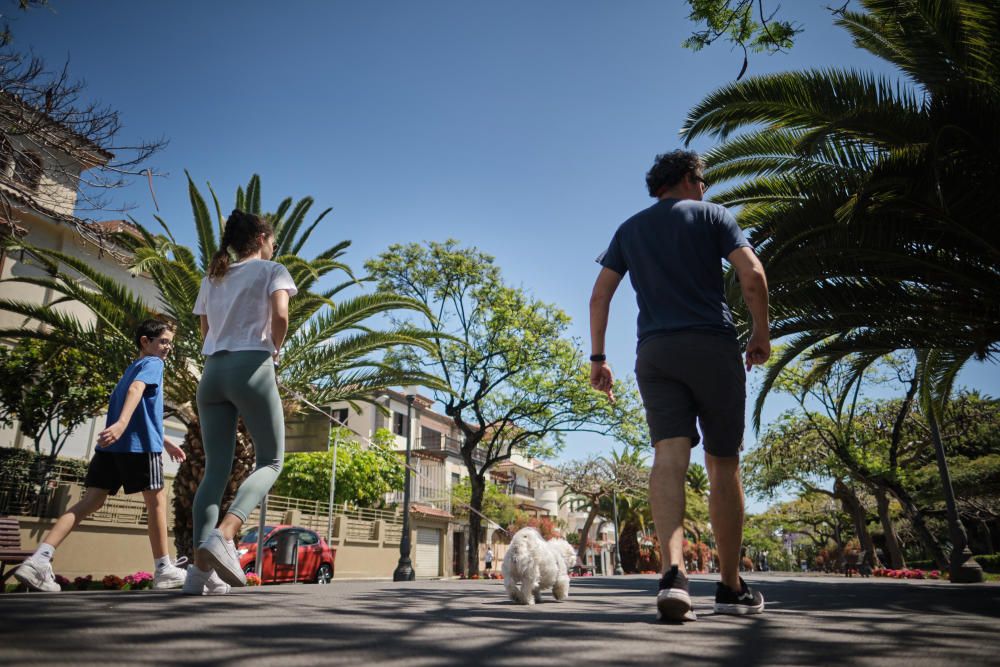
[0,516,34,584]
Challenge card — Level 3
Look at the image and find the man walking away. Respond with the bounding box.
[588,150,770,622]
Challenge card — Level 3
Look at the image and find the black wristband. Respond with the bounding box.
[589,354,606,362]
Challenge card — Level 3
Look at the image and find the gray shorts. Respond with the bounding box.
[635,331,746,457]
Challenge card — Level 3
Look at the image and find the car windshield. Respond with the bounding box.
[240,526,275,544]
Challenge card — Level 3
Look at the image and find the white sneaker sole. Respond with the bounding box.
[714,595,765,615]
[197,535,246,588]
[14,564,60,593]
[657,588,696,621]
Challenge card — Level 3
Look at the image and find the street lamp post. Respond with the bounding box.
[393,391,417,581]
[612,489,624,576]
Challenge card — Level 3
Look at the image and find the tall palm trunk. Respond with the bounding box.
[172,418,257,560]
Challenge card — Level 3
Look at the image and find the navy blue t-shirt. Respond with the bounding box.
[101,356,164,453]
[597,198,751,345]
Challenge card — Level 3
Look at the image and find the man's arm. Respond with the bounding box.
[589,267,623,400]
[728,246,770,369]
[97,381,147,447]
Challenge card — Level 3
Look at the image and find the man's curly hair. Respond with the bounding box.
[645,150,704,198]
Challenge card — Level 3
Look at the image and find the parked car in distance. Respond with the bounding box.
[238,525,336,584]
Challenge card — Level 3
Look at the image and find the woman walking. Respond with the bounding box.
[183,209,297,595]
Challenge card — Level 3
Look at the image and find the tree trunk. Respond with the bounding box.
[576,504,600,567]
[875,487,906,569]
[172,418,257,561]
[619,518,640,573]
[834,479,880,568]
[885,480,948,570]
[466,472,485,575]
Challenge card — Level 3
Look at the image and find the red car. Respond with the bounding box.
[238,525,336,584]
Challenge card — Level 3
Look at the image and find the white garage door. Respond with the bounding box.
[414,528,441,577]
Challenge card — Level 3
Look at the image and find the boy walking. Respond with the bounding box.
[15,319,189,592]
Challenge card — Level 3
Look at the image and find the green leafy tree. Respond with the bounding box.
[450,478,523,531]
[0,339,114,459]
[683,0,803,78]
[366,240,645,574]
[271,428,405,507]
[555,454,647,567]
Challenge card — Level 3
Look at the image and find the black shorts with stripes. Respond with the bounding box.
[84,451,164,494]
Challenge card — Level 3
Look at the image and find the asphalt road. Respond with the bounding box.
[2,574,998,666]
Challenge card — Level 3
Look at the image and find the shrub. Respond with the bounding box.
[973,554,1000,574]
[122,572,153,590]
[246,573,262,586]
[102,574,123,589]
[73,575,93,590]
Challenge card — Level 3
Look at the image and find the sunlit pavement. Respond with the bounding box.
[2,574,998,666]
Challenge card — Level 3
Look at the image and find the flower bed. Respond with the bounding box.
[872,568,943,580]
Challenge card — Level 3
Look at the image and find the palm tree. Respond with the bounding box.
[0,173,445,557]
[680,0,996,581]
[686,463,709,497]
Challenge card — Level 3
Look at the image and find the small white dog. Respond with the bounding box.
[502,528,578,605]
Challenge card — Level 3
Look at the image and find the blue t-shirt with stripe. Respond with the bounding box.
[102,356,164,453]
[597,198,751,345]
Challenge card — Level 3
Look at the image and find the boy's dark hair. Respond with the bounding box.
[208,209,275,281]
[645,150,705,198]
[134,319,172,348]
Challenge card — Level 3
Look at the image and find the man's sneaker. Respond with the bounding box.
[714,577,765,615]
[196,529,246,587]
[656,565,697,622]
[153,557,189,590]
[13,559,61,592]
[181,566,231,596]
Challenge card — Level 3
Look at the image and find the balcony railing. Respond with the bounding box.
[510,484,535,499]
[415,435,487,465]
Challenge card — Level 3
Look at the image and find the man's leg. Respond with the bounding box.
[649,438,691,573]
[705,452,743,592]
[142,487,169,560]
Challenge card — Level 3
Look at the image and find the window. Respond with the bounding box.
[332,408,349,427]
[393,411,407,436]
[421,426,441,449]
[451,473,461,486]
[297,530,319,546]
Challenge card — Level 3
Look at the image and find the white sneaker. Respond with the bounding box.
[182,565,231,596]
[14,559,61,592]
[196,529,246,587]
[153,557,189,590]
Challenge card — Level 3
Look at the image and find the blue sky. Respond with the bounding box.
[19,2,998,508]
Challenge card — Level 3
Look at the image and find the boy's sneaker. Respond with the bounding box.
[714,577,765,615]
[656,565,697,622]
[196,529,246,587]
[153,557,189,590]
[182,566,231,596]
[14,559,61,593]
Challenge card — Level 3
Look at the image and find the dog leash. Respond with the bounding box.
[276,379,510,538]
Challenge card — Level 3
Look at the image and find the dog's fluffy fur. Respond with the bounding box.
[502,528,578,605]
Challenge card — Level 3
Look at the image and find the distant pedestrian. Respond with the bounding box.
[589,150,769,621]
[15,320,189,592]
[485,547,494,573]
[183,210,297,596]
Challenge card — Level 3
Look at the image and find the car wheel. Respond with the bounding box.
[244,562,256,575]
[315,563,333,584]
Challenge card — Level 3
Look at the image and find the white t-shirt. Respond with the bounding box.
[193,259,298,356]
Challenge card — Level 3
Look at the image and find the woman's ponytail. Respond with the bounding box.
[207,209,274,281]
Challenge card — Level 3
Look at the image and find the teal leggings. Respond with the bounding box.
[193,350,284,547]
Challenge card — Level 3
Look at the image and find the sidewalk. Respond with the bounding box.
[2,574,998,666]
